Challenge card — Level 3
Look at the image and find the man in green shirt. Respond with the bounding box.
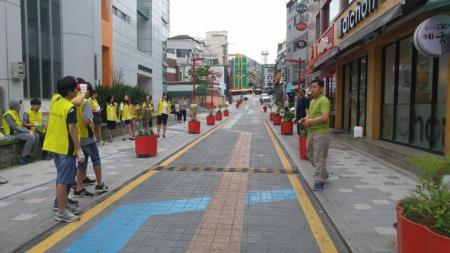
[298,79,331,191]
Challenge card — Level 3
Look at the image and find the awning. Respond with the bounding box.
[425,0,450,11]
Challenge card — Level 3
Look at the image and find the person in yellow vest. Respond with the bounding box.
[22,98,51,160]
[2,99,39,165]
[142,95,154,133]
[105,95,118,142]
[72,82,109,198]
[156,92,171,138]
[119,94,135,141]
[43,76,84,222]
[89,90,104,146]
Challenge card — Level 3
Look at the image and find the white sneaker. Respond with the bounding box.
[55,209,80,223]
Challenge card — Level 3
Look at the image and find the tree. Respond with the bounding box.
[188,66,210,105]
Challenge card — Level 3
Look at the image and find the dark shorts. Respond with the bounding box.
[124,120,131,125]
[78,142,101,171]
[53,154,77,185]
[143,117,153,127]
[157,114,168,125]
[93,113,102,126]
[107,121,116,129]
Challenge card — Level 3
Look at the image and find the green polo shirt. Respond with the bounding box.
[307,95,330,134]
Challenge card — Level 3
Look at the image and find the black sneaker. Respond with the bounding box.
[73,188,94,198]
[95,183,109,194]
[129,137,135,140]
[82,177,96,186]
[25,155,34,163]
[18,156,27,165]
[68,198,79,205]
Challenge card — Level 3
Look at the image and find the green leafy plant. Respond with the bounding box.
[137,128,154,136]
[399,155,450,237]
[283,109,295,121]
[189,104,198,121]
[208,110,214,117]
[299,129,307,136]
[96,83,147,108]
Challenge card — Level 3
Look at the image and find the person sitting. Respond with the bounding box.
[22,98,51,160]
[2,99,40,165]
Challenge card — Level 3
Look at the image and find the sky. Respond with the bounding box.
[170,0,286,64]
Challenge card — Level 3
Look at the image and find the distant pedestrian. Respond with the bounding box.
[284,95,290,112]
[178,96,187,123]
[3,100,40,165]
[299,79,331,191]
[43,76,83,222]
[156,93,171,138]
[89,90,104,146]
[105,95,118,142]
[22,98,52,160]
[294,90,309,135]
[142,95,154,133]
[119,94,135,141]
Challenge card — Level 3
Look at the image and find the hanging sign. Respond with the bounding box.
[337,0,378,38]
[296,40,307,49]
[413,15,450,57]
[296,22,307,31]
[296,4,307,14]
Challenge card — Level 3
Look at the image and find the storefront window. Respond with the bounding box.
[343,65,350,129]
[382,44,396,140]
[323,72,336,128]
[435,56,448,152]
[396,37,413,144]
[351,62,358,129]
[359,58,367,130]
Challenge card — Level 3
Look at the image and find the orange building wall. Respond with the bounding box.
[101,0,113,87]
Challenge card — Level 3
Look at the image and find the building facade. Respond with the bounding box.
[204,31,228,65]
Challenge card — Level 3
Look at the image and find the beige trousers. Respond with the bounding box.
[307,132,331,182]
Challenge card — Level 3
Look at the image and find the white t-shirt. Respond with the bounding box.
[162,101,169,114]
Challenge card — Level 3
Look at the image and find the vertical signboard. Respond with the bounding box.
[234,57,240,90]
[242,56,248,89]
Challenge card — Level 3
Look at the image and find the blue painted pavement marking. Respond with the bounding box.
[64,188,296,253]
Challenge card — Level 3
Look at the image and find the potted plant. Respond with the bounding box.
[263,103,268,113]
[215,105,223,121]
[135,128,157,157]
[206,110,215,125]
[268,103,275,121]
[223,104,230,117]
[188,104,200,134]
[397,156,450,253]
[272,105,282,126]
[280,109,294,135]
[298,129,308,160]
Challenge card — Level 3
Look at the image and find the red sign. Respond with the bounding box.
[295,22,307,31]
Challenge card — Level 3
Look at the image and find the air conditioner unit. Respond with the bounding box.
[11,62,25,80]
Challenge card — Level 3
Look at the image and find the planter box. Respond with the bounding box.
[270,112,275,121]
[223,109,229,117]
[215,112,222,121]
[135,135,157,157]
[397,204,450,253]
[188,120,200,134]
[272,115,282,125]
[207,115,215,125]
[280,121,293,135]
[299,135,308,160]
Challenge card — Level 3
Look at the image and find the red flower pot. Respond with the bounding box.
[207,115,215,125]
[215,112,222,121]
[299,135,308,160]
[397,204,450,253]
[280,121,293,135]
[188,120,200,134]
[135,135,157,157]
[272,115,282,125]
[263,106,267,112]
[270,112,275,121]
[223,109,229,117]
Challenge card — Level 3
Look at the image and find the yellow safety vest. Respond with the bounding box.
[90,98,99,113]
[130,104,137,119]
[43,97,76,155]
[142,101,153,117]
[77,99,94,139]
[120,102,131,120]
[2,110,21,136]
[106,103,118,121]
[26,109,45,133]
[157,99,171,116]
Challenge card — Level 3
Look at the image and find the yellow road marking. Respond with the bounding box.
[264,120,338,253]
[288,175,338,253]
[160,117,230,167]
[27,171,157,253]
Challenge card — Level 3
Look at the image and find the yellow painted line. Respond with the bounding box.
[159,117,230,167]
[264,121,293,173]
[27,170,158,253]
[264,120,338,253]
[288,175,338,253]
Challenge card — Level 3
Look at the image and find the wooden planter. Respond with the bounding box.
[215,112,222,121]
[207,115,215,125]
[272,115,282,125]
[135,135,157,157]
[397,204,450,253]
[188,120,200,134]
[280,121,293,135]
[299,135,308,160]
[223,109,229,117]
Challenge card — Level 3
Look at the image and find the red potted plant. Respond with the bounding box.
[188,104,200,134]
[298,129,308,160]
[206,111,215,125]
[223,104,230,117]
[215,106,223,121]
[135,129,157,157]
[280,110,294,135]
[397,156,450,253]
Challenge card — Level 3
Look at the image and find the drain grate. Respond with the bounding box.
[149,165,300,174]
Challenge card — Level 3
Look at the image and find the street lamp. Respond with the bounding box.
[190,49,204,103]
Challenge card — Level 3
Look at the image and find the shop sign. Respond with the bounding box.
[296,40,307,49]
[337,0,378,38]
[413,15,450,57]
[296,22,307,31]
[296,4,307,14]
